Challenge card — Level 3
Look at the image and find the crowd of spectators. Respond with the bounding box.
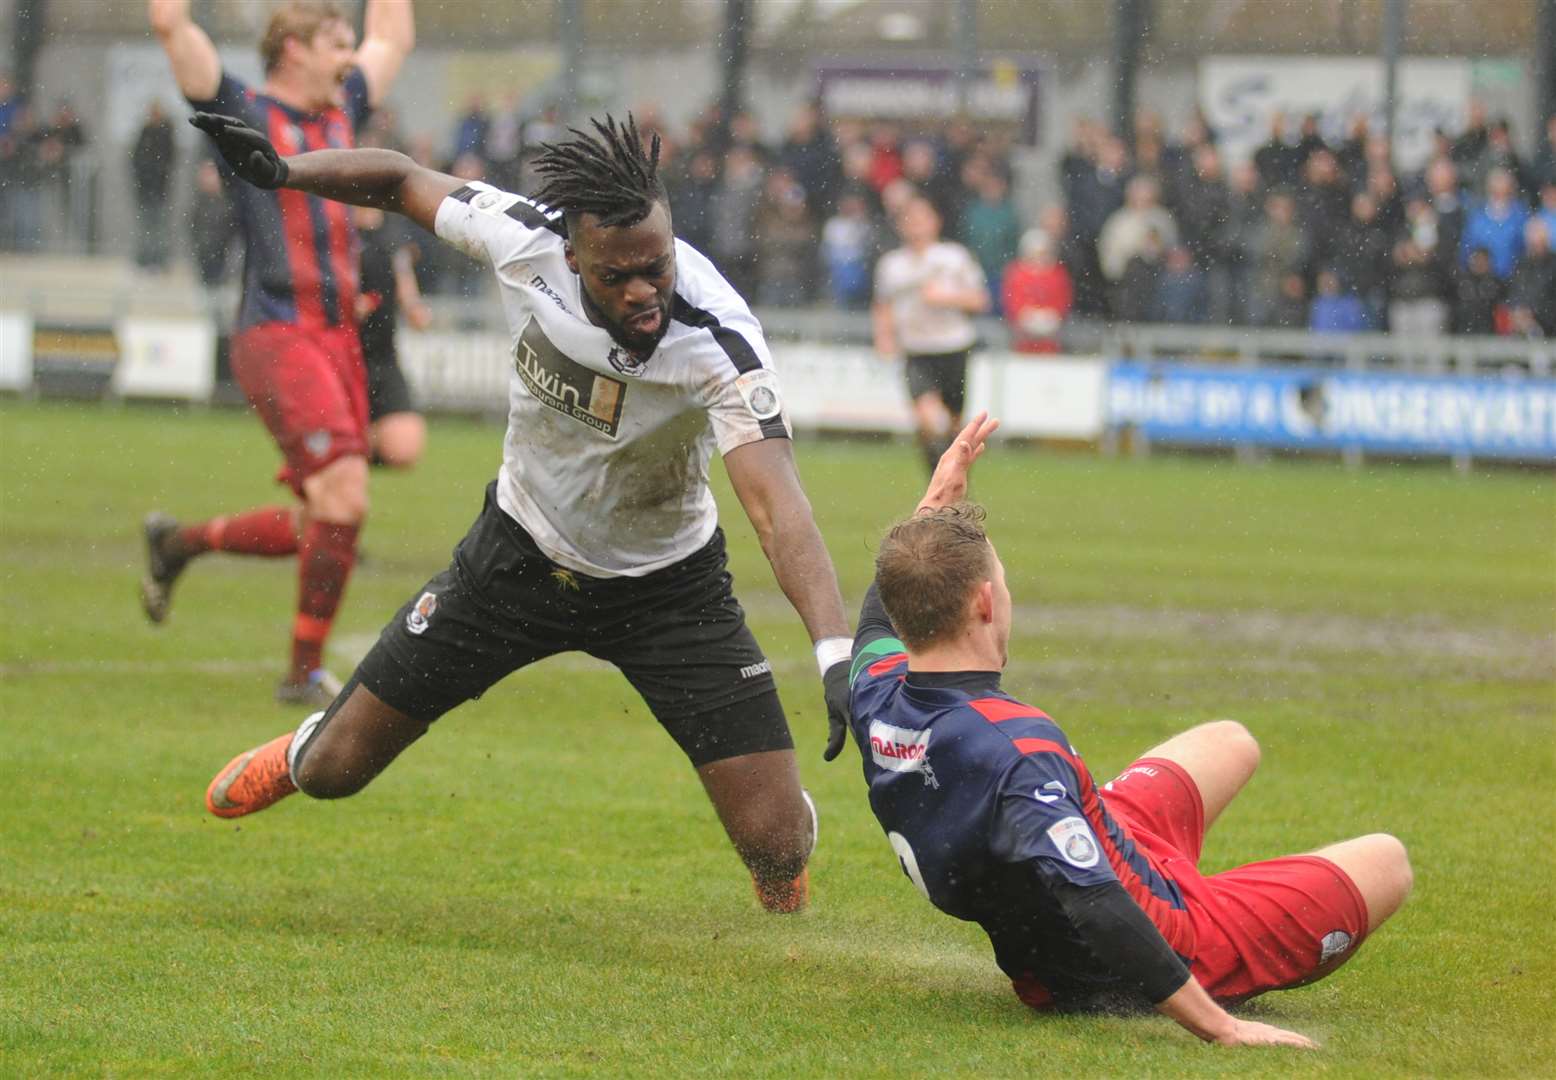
[6,64,1556,343]
[392,94,1556,341]
[0,75,89,253]
[355,95,1027,317]
[1059,105,1556,339]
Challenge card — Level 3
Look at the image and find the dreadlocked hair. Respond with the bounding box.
[531,113,666,231]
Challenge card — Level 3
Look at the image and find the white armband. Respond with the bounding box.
[815,636,853,675]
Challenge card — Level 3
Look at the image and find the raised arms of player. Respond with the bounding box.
[150,0,413,106]
[849,412,1001,679]
[148,0,220,101]
[354,0,416,107]
[723,438,854,758]
[190,113,460,234]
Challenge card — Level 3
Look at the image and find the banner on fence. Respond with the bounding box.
[0,311,33,392]
[1107,362,1556,458]
[396,332,1110,439]
[111,317,216,401]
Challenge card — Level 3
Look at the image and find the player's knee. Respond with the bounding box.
[1369,832,1413,898]
[1200,719,1260,771]
[304,459,370,524]
[292,753,372,800]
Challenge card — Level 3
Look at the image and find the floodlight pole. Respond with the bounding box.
[1381,0,1406,146]
[557,0,584,125]
[1111,0,1147,145]
[13,0,48,100]
[719,0,750,149]
[955,0,977,115]
[1538,0,1556,131]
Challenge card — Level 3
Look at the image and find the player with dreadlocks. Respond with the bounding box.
[189,110,857,913]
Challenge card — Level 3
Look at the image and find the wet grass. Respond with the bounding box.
[2,399,1552,1077]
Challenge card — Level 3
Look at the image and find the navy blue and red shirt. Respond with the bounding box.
[848,583,1193,1010]
[189,71,372,332]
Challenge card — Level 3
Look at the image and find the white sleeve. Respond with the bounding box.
[433,181,561,268]
[692,307,792,454]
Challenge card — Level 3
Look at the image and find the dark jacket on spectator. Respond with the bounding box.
[131,116,176,205]
[1509,251,1556,335]
[1453,266,1504,335]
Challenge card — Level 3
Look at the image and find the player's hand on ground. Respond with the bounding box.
[821,658,851,761]
[916,412,1000,514]
[1213,1018,1319,1050]
[190,112,290,189]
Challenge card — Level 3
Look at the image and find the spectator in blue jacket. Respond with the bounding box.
[1309,269,1371,333]
[1461,168,1530,279]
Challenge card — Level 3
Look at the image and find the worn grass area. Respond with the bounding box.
[2,399,1552,1077]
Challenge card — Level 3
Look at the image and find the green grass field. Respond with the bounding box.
[2,399,1553,1078]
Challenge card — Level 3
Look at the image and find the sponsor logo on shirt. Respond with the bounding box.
[1047,816,1101,868]
[529,274,569,313]
[739,659,772,679]
[1034,780,1067,803]
[868,720,939,789]
[406,591,438,635]
[513,318,626,438]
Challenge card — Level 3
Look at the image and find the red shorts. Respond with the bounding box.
[230,322,369,497]
[1103,756,1370,1003]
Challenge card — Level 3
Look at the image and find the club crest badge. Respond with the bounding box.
[608,345,650,377]
[1047,816,1101,868]
[406,591,438,635]
[1319,929,1353,962]
[735,369,783,421]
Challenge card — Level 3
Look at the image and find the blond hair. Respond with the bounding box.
[260,1,348,74]
[874,503,992,649]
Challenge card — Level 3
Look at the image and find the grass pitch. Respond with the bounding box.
[2,399,1553,1078]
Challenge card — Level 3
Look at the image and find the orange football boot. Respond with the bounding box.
[206,732,298,818]
[754,868,810,914]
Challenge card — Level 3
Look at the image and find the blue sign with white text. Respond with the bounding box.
[1107,362,1556,459]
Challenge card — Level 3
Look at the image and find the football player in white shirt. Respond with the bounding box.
[190,112,854,914]
[872,195,991,476]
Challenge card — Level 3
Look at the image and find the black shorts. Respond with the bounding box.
[364,347,417,422]
[355,483,792,767]
[904,350,970,416]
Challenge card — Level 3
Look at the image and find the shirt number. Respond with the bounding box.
[888,830,932,903]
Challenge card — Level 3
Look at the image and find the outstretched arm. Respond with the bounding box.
[191,113,459,234]
[849,413,1001,699]
[723,437,853,759]
[355,0,416,107]
[148,0,220,101]
[724,439,850,645]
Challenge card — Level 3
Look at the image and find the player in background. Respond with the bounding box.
[846,414,1412,1045]
[140,0,415,705]
[871,194,990,477]
[352,202,429,469]
[190,112,856,913]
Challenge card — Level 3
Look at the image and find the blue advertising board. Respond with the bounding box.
[1107,362,1556,459]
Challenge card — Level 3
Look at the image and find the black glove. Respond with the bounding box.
[822,659,852,762]
[190,112,290,189]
